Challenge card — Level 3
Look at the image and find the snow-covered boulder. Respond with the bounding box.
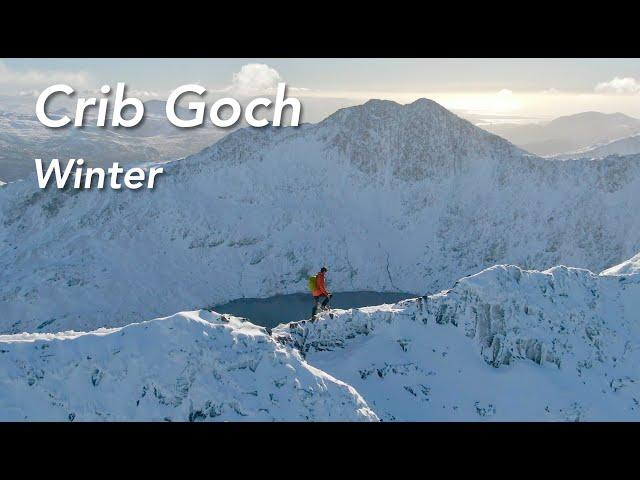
[0,310,377,421]
[273,261,640,421]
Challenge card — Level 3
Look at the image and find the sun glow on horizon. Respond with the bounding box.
[298,87,640,124]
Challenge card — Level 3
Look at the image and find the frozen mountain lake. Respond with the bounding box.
[212,291,416,329]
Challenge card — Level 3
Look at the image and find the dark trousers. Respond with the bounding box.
[312,294,330,317]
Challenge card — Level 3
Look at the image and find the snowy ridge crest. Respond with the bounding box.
[272,260,640,420]
[0,310,377,421]
[274,263,639,371]
[4,255,640,421]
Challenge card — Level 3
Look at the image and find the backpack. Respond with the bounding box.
[307,275,317,293]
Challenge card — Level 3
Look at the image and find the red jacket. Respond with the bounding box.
[313,271,329,297]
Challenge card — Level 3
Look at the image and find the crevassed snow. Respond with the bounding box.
[273,258,640,421]
[0,309,377,421]
[4,98,640,334]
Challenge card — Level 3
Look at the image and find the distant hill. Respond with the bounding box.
[482,111,640,156]
[552,133,640,160]
[0,104,228,182]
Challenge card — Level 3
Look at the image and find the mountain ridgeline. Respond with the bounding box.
[2,98,640,333]
[484,111,640,156]
[272,257,640,421]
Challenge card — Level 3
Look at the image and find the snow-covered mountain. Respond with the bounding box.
[0,103,229,182]
[484,112,640,156]
[273,254,640,421]
[5,250,640,421]
[3,98,640,334]
[0,309,376,421]
[552,134,640,160]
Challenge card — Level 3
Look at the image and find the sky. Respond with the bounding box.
[2,58,640,124]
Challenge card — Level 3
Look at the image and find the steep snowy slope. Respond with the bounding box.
[600,251,640,276]
[273,259,640,421]
[3,98,640,333]
[0,309,376,421]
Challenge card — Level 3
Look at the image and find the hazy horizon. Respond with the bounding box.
[2,58,640,125]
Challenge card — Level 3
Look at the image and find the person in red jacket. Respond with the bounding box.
[312,266,332,317]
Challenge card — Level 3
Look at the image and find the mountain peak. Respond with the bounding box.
[345,97,452,117]
[550,110,640,127]
[362,98,401,108]
[310,97,522,181]
[408,97,444,108]
[180,96,523,184]
[319,97,467,131]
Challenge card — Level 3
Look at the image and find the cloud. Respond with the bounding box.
[211,63,310,97]
[229,63,282,95]
[594,76,640,94]
[0,62,89,92]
